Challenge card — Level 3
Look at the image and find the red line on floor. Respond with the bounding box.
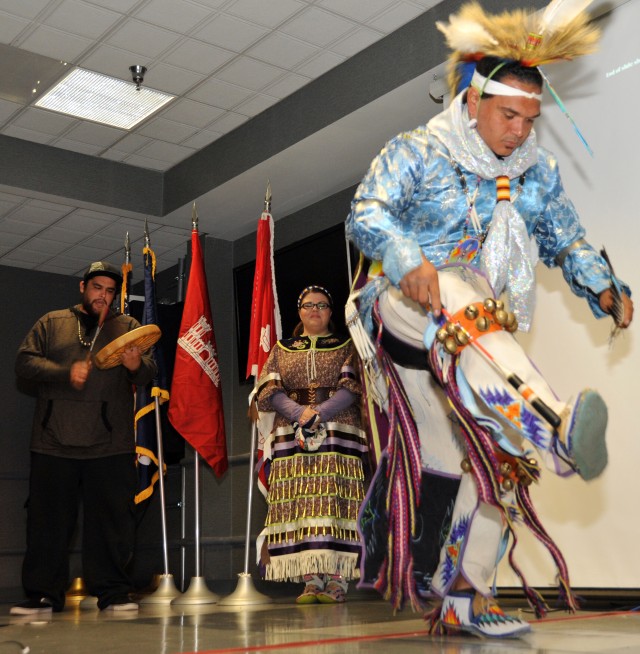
[180,629,430,654]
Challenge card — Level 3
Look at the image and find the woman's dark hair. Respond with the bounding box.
[476,56,543,97]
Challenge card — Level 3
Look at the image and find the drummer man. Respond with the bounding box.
[12,260,157,615]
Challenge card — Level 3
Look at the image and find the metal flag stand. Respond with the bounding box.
[172,451,219,605]
[220,186,275,607]
[140,224,181,605]
[219,406,271,606]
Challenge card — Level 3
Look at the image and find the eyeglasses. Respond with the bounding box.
[300,302,330,310]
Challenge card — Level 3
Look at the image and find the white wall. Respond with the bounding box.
[498,0,639,589]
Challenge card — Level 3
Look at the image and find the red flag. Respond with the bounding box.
[246,211,281,378]
[168,228,228,476]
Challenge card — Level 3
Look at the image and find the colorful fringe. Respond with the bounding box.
[370,302,424,612]
[428,344,578,618]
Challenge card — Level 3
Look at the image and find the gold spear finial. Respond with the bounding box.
[264,179,272,213]
[124,231,131,264]
[192,201,198,231]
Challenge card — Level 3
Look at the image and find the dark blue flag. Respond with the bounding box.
[134,245,170,504]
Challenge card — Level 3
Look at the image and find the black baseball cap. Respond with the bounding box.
[83,261,123,286]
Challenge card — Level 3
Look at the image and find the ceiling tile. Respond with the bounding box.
[208,111,247,134]
[17,237,70,255]
[0,190,25,211]
[79,44,152,79]
[106,19,182,58]
[146,62,205,95]
[103,132,150,154]
[180,128,222,149]
[330,26,383,57]
[0,216,44,236]
[1,249,51,265]
[83,0,141,12]
[0,0,50,20]
[0,98,21,123]
[63,122,127,147]
[39,225,86,243]
[247,31,317,69]
[0,231,27,247]
[318,0,398,22]
[234,93,278,117]
[13,107,78,135]
[44,256,92,274]
[65,243,118,261]
[163,39,235,76]
[190,0,227,8]
[98,219,147,240]
[1,124,54,143]
[52,138,104,155]
[295,50,345,77]
[368,2,425,32]
[136,140,195,163]
[101,149,128,162]
[86,234,128,251]
[279,7,355,47]
[188,77,252,109]
[262,72,309,99]
[138,116,200,143]
[0,11,30,43]
[18,25,94,61]
[44,0,123,40]
[56,211,114,234]
[194,14,268,52]
[226,0,305,28]
[216,57,283,91]
[134,0,213,33]
[160,98,224,128]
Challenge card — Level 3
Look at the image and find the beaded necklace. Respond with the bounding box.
[77,316,92,347]
[447,161,525,264]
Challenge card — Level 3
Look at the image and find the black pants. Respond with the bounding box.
[22,452,137,610]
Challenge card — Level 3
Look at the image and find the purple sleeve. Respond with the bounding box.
[316,388,355,422]
[270,391,305,423]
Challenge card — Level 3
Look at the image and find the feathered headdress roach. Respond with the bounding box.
[437,0,601,98]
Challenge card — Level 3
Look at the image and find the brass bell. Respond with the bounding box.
[436,327,448,342]
[495,309,508,326]
[460,458,472,473]
[454,328,470,346]
[483,298,496,313]
[475,316,490,332]
[518,473,533,487]
[444,336,458,355]
[446,322,457,335]
[528,458,538,467]
[499,461,512,475]
[506,312,518,332]
[502,478,514,491]
[495,300,504,311]
[464,305,479,320]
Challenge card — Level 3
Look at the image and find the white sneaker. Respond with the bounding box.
[103,602,138,612]
[440,592,531,638]
[10,598,54,615]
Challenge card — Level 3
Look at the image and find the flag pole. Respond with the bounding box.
[140,220,180,604]
[219,184,274,606]
[173,205,219,605]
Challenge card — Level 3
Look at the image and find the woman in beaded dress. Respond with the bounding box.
[255,286,367,604]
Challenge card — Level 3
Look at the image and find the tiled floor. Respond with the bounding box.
[1,584,639,654]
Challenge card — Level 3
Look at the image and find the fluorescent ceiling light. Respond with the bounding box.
[35,67,174,130]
